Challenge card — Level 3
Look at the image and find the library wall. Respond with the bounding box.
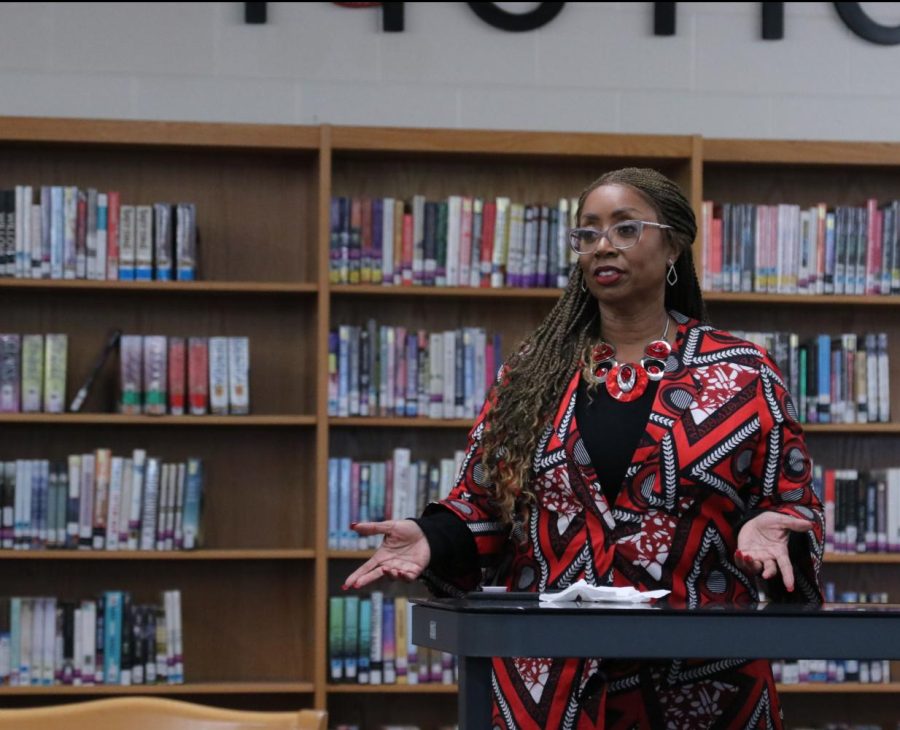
[2,2,900,140]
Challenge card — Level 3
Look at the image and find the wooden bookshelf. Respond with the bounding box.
[4,119,900,727]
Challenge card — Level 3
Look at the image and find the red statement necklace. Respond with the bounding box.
[588,317,672,402]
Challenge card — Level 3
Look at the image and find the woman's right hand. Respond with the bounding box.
[342,519,431,590]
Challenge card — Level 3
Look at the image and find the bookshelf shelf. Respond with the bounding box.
[327,684,458,694]
[0,414,316,427]
[330,284,562,299]
[705,292,900,307]
[328,417,471,429]
[823,553,900,565]
[0,549,316,561]
[802,423,900,434]
[0,280,318,295]
[776,683,900,694]
[0,682,316,696]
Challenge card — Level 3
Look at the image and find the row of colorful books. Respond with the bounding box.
[812,466,900,554]
[0,453,204,552]
[701,200,900,296]
[1,186,198,281]
[329,195,578,289]
[119,334,249,416]
[773,589,891,685]
[328,593,456,685]
[0,590,183,687]
[736,330,890,424]
[328,323,501,419]
[327,450,464,551]
[0,333,67,413]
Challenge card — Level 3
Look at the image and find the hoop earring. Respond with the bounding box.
[666,260,678,286]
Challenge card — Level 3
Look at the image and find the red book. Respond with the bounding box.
[168,337,186,415]
[401,212,414,286]
[480,201,496,287]
[106,191,120,280]
[188,337,208,416]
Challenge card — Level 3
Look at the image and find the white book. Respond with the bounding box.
[171,590,184,683]
[459,196,473,287]
[866,333,879,423]
[392,448,411,522]
[95,193,108,280]
[118,205,136,280]
[173,462,186,549]
[30,204,41,279]
[369,591,383,685]
[78,454,95,549]
[227,337,250,415]
[14,185,26,277]
[118,459,133,547]
[105,456,124,551]
[383,326,395,416]
[14,460,29,548]
[446,196,461,287]
[30,598,43,685]
[42,597,55,685]
[63,186,77,279]
[508,203,525,288]
[86,189,98,280]
[81,600,96,685]
[877,332,890,423]
[889,468,900,553]
[442,330,456,419]
[134,205,153,281]
[474,327,487,413]
[382,197,394,285]
[412,194,426,285]
[140,457,160,551]
[128,449,146,551]
[428,333,443,419]
[208,337,229,416]
[491,197,510,288]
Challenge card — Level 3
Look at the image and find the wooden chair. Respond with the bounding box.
[0,697,327,730]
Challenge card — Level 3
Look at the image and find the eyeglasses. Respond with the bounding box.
[568,220,673,254]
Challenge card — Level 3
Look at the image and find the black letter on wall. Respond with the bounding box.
[382,2,405,32]
[245,2,267,24]
[654,2,676,36]
[467,2,565,32]
[762,2,784,40]
[834,2,900,45]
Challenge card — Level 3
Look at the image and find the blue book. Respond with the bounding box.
[327,458,340,549]
[181,458,204,550]
[338,458,352,550]
[358,597,372,684]
[103,591,123,685]
[816,334,831,424]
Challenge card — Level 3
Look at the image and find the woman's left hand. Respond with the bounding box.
[735,512,814,592]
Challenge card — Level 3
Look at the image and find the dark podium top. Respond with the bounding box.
[412,595,900,728]
[412,595,900,660]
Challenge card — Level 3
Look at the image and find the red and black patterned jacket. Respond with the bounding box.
[427,313,825,729]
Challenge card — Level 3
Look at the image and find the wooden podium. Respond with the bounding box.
[412,596,900,729]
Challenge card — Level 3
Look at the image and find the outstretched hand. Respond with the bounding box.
[735,511,814,593]
[342,519,431,590]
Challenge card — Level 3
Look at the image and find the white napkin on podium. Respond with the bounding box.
[539,579,670,604]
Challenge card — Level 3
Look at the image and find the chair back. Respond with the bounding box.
[0,697,327,730]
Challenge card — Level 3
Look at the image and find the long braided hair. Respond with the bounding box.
[480,168,708,527]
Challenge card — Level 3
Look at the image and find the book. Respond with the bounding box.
[42,334,67,413]
[208,337,229,416]
[69,329,122,413]
[227,336,249,415]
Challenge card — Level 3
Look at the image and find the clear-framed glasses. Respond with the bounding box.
[568,220,673,254]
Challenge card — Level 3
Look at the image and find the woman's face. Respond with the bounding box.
[576,183,677,310]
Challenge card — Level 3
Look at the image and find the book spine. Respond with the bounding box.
[142,336,168,416]
[92,448,112,550]
[188,337,209,416]
[168,337,186,416]
[106,191,120,280]
[208,337,229,416]
[21,334,43,413]
[227,336,250,415]
[43,334,67,413]
[127,449,147,551]
[181,458,203,550]
[139,458,160,551]
[118,205,136,280]
[175,203,197,281]
[0,334,21,412]
[154,203,173,281]
[135,205,153,281]
[63,187,78,279]
[119,335,143,415]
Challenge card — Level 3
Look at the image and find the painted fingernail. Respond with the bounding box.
[350,522,358,529]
